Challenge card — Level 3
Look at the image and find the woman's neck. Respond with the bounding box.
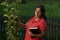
[34,17,40,21]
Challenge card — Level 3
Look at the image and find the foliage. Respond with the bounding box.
[1,0,21,40]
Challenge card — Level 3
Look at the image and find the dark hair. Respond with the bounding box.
[36,5,47,21]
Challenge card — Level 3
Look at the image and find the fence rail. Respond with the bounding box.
[0,15,60,40]
[20,16,60,40]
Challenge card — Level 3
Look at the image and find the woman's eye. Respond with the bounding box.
[35,10,37,11]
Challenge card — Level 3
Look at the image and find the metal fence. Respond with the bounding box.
[20,16,60,40]
[0,15,60,40]
[46,17,60,40]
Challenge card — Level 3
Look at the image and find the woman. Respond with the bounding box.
[14,5,47,40]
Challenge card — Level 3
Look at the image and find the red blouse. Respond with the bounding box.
[24,16,47,40]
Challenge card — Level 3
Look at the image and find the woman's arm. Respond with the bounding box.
[18,21,26,29]
[29,30,46,38]
[35,30,46,38]
[18,21,28,29]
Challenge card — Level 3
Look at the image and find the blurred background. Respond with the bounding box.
[0,0,60,40]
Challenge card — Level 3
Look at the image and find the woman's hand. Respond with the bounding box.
[13,15,19,22]
[13,15,26,29]
[29,32,35,37]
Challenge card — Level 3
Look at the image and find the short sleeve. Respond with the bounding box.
[39,20,47,31]
[25,16,35,26]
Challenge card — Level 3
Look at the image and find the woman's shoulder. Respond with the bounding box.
[29,16,35,20]
[40,18,47,24]
[27,16,35,23]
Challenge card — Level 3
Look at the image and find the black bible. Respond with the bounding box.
[29,27,41,34]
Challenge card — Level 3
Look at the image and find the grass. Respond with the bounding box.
[0,1,60,17]
[17,1,60,18]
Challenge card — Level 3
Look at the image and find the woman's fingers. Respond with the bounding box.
[29,32,35,36]
[13,15,19,22]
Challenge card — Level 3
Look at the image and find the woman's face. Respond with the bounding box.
[35,7,41,18]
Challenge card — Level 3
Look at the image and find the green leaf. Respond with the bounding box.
[3,8,8,12]
[1,2,7,6]
[3,14,9,17]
